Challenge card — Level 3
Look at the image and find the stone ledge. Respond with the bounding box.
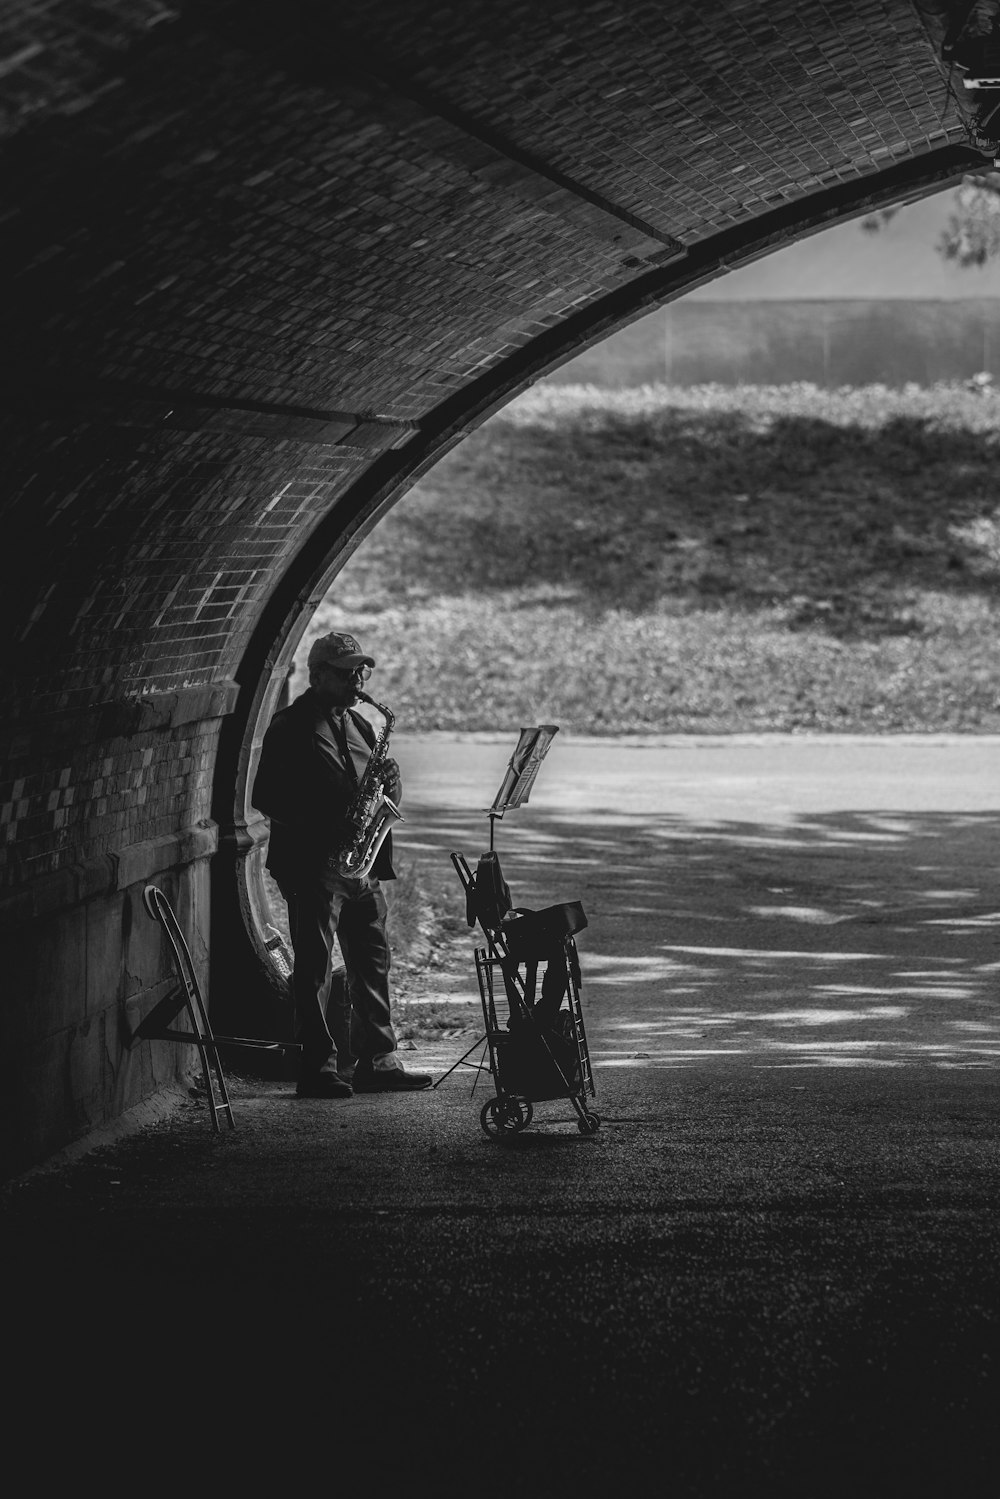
[6,1082,197,1183]
[0,820,219,925]
[111,820,219,892]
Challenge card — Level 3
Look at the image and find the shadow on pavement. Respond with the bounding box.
[409,806,999,1071]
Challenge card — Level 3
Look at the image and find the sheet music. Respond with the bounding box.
[488,725,559,816]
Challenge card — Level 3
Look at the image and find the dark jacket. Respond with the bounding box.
[251,688,395,887]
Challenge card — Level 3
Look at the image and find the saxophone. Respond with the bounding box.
[330,690,403,880]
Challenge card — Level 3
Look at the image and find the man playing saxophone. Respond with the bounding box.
[251,632,432,1097]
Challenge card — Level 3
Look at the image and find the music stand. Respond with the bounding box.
[486,725,559,850]
[434,726,560,1091]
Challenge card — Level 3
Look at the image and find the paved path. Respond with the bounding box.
[5,736,999,1495]
[397,733,1000,1073]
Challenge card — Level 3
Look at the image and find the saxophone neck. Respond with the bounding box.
[355,689,394,734]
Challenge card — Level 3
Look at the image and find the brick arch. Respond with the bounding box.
[0,0,984,1173]
[213,132,973,1051]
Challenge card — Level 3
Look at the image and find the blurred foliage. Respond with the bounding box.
[939,176,1000,266]
[298,383,1000,735]
[860,206,903,233]
[863,173,1000,267]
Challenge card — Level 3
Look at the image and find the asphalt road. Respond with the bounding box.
[398,732,1000,1073]
[5,735,999,1496]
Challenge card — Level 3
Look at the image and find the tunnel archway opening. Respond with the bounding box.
[220,366,1000,1048]
[190,136,991,1057]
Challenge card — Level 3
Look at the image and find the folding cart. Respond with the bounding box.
[439,725,600,1138]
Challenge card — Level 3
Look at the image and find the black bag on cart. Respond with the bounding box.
[466,854,588,953]
[499,1010,582,1101]
[503,900,587,957]
[506,901,587,1026]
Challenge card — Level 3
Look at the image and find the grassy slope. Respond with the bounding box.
[300,384,1000,734]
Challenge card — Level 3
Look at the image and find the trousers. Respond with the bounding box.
[280,873,397,1076]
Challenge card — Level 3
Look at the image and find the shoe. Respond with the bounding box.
[352,1064,433,1093]
[296,1073,353,1098]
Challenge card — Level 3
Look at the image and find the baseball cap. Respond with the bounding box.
[307,632,375,672]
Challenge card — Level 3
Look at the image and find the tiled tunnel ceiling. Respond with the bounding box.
[314,0,955,237]
[0,1,980,425]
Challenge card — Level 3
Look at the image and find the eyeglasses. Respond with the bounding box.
[324,663,372,681]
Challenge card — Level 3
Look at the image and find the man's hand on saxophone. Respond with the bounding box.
[381,756,402,806]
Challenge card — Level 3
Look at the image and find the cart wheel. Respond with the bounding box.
[480,1097,533,1137]
[577,1111,601,1135]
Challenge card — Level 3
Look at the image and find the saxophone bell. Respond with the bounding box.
[335,794,403,881]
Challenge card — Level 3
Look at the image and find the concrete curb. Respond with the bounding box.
[6,1080,197,1184]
